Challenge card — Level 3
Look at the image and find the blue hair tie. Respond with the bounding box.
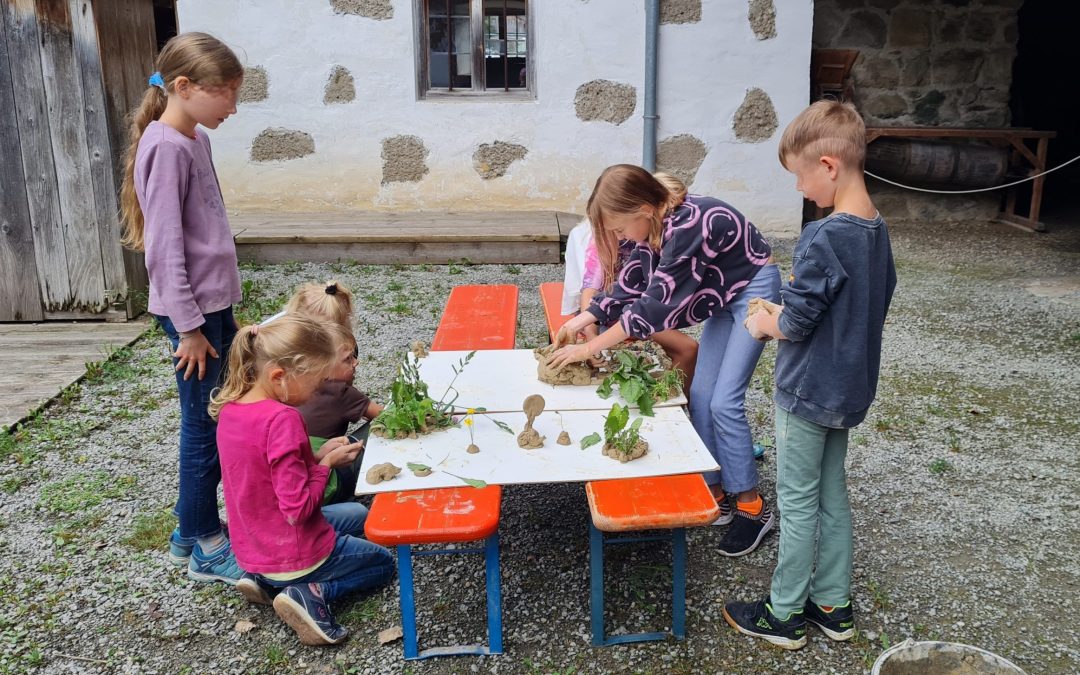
[148,71,167,93]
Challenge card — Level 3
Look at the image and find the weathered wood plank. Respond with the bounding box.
[0,319,148,430]
[36,0,108,311]
[70,0,127,303]
[555,211,584,239]
[2,0,70,309]
[237,240,560,265]
[230,211,564,243]
[0,4,44,321]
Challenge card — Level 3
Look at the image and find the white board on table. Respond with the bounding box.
[356,406,717,494]
[415,349,687,413]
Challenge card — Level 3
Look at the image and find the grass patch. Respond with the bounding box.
[235,279,290,325]
[39,471,137,514]
[338,596,380,625]
[124,508,177,552]
[929,458,954,475]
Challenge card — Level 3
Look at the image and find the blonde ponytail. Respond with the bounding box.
[119,32,243,251]
[286,281,354,329]
[209,315,336,419]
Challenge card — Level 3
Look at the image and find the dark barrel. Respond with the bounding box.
[865,139,1009,189]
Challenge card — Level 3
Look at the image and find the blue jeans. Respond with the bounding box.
[155,307,237,540]
[321,502,369,538]
[262,529,394,603]
[689,265,781,494]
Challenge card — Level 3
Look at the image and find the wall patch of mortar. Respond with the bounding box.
[238,66,268,103]
[324,66,356,104]
[250,128,315,162]
[733,88,778,143]
[382,135,429,185]
[574,79,637,125]
[657,134,708,187]
[330,0,392,19]
[748,0,776,40]
[660,0,701,24]
[473,141,528,179]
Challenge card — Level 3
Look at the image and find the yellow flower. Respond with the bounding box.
[467,408,476,415]
[463,418,473,427]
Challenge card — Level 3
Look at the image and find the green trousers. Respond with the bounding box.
[770,407,853,618]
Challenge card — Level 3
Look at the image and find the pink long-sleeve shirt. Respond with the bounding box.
[217,399,336,575]
[135,121,241,332]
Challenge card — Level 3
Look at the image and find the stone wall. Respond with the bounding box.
[814,0,1022,223]
[814,0,1021,127]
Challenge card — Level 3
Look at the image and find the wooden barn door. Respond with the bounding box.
[0,0,157,322]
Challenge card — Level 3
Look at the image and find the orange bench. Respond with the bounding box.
[585,474,719,646]
[431,284,518,351]
[365,487,503,659]
[364,284,516,659]
[539,281,574,343]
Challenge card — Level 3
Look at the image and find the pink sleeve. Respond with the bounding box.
[581,240,604,290]
[265,410,330,526]
[140,141,204,331]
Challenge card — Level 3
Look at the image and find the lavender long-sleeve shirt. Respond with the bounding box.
[135,121,241,332]
[587,195,772,339]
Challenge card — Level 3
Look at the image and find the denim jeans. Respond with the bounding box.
[689,265,781,494]
[770,407,852,617]
[262,533,395,603]
[155,307,237,540]
[320,502,369,538]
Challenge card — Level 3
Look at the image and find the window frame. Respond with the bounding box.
[413,0,536,100]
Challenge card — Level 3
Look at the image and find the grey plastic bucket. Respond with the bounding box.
[872,639,1026,675]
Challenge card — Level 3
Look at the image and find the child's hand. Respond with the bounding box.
[547,342,593,370]
[744,308,778,342]
[319,438,364,469]
[174,329,219,381]
[366,402,384,419]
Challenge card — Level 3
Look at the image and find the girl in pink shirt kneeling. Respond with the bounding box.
[211,315,394,646]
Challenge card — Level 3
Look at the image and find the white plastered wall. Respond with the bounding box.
[177,0,812,234]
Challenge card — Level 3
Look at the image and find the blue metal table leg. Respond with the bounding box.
[397,545,420,659]
[671,528,687,639]
[485,532,504,654]
[589,521,605,646]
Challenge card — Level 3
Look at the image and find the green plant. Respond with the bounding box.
[123,508,178,552]
[584,403,645,459]
[504,264,521,275]
[596,351,663,415]
[370,351,474,438]
[929,458,954,474]
[39,471,137,514]
[650,368,684,401]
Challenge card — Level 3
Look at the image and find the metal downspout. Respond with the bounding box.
[643,0,660,171]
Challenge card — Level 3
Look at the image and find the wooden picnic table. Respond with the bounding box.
[865,126,1057,233]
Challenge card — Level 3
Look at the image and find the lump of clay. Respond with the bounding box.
[534,344,597,386]
[366,462,401,484]
[517,428,545,449]
[556,431,571,446]
[746,297,781,320]
[467,443,480,454]
[410,341,429,358]
[411,465,432,477]
[603,440,649,463]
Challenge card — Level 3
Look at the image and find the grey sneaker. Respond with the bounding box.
[712,496,735,527]
[236,573,274,605]
[273,583,349,646]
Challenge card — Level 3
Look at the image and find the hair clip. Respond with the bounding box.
[250,324,259,336]
[325,284,338,296]
[148,71,167,94]
[261,310,286,326]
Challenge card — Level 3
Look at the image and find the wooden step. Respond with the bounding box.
[230,211,580,265]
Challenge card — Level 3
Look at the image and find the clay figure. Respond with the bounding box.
[556,431,571,445]
[366,462,401,484]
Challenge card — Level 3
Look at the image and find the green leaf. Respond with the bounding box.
[490,418,514,434]
[637,393,655,417]
[604,403,629,439]
[629,417,643,433]
[406,462,431,472]
[616,350,636,368]
[446,472,487,488]
[580,432,602,450]
[619,379,643,408]
[596,377,613,399]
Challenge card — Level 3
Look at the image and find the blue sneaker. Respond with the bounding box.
[168,522,229,567]
[273,583,349,645]
[187,540,245,585]
[236,572,275,606]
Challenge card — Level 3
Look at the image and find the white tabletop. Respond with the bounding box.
[356,406,718,494]
[415,349,688,414]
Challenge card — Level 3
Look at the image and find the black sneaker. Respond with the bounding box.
[273,583,349,646]
[804,599,855,641]
[236,572,275,606]
[717,500,775,556]
[723,597,807,650]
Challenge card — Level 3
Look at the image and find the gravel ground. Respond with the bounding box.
[0,219,1077,674]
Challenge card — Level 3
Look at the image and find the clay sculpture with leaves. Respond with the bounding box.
[371,350,475,439]
[595,350,682,416]
[580,402,648,462]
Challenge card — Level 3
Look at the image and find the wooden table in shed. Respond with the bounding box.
[865,126,1057,233]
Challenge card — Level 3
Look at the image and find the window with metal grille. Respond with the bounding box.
[416,0,532,97]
